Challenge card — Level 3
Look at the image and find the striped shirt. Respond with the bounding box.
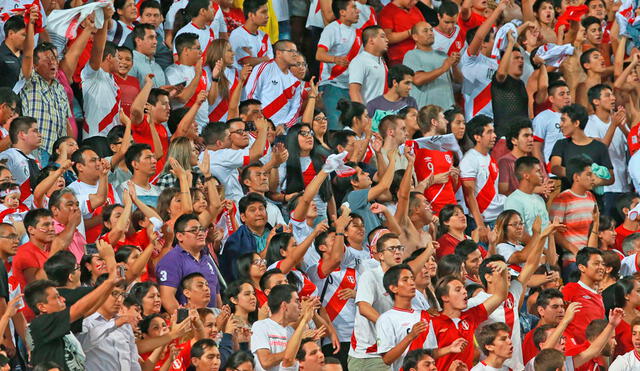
[18,71,70,153]
[549,189,596,253]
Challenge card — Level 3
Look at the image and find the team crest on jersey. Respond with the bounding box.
[583,295,592,300]
[460,320,469,330]
[347,276,355,284]
[455,41,462,49]
[505,296,514,309]
[445,154,452,164]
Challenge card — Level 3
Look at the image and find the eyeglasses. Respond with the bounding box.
[252,258,267,266]
[229,129,249,135]
[298,130,315,137]
[0,234,18,240]
[507,222,525,227]
[313,116,327,122]
[382,245,405,253]
[182,227,208,235]
[110,291,127,298]
[279,48,299,55]
[74,264,81,271]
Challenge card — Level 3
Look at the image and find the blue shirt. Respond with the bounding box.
[155,245,220,307]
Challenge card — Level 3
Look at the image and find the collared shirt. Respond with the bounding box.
[251,228,270,253]
[53,219,87,264]
[123,31,173,70]
[17,71,70,153]
[0,42,21,89]
[156,245,221,307]
[81,312,141,371]
[129,50,167,88]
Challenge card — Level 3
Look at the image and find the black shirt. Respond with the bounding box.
[0,260,9,302]
[550,138,613,169]
[491,74,529,138]
[30,307,85,371]
[415,2,439,27]
[0,43,21,89]
[58,286,94,334]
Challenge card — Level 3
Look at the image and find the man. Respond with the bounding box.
[491,32,528,139]
[49,189,84,263]
[240,163,286,227]
[455,240,484,285]
[229,0,273,70]
[69,147,120,243]
[379,0,425,66]
[522,289,570,364]
[250,284,300,371]
[121,143,160,207]
[128,24,167,88]
[562,247,606,344]
[471,323,514,371]
[408,105,458,215]
[430,266,508,370]
[585,84,630,216]
[433,1,465,56]
[498,119,548,196]
[81,278,140,371]
[123,1,172,70]
[575,48,606,107]
[24,274,117,370]
[0,117,42,204]
[615,194,640,251]
[0,88,19,152]
[533,349,565,371]
[107,0,138,46]
[190,339,222,371]
[532,81,572,167]
[609,318,640,369]
[460,2,507,121]
[460,115,505,241]
[81,8,121,139]
[173,0,226,55]
[549,104,613,186]
[0,16,25,89]
[403,22,459,110]
[550,157,597,261]
[200,119,268,203]
[220,193,272,281]
[348,25,389,104]
[565,319,618,371]
[316,0,360,129]
[402,349,441,371]
[296,339,327,371]
[504,157,551,241]
[366,64,417,129]
[378,115,409,170]
[19,7,70,156]
[156,213,222,313]
[181,272,212,309]
[166,33,210,129]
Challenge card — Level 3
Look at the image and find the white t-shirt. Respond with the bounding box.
[317,21,360,89]
[470,362,510,371]
[289,216,321,271]
[164,0,187,31]
[412,290,432,311]
[207,67,239,122]
[0,148,38,205]
[250,318,294,371]
[173,17,227,55]
[245,60,303,127]
[107,20,133,46]
[459,148,505,222]
[348,51,387,105]
[585,114,630,193]
[467,281,525,371]
[532,109,563,164]
[228,26,273,71]
[306,0,325,29]
[81,64,120,138]
[200,148,249,202]
[117,182,160,208]
[376,308,436,371]
[354,2,377,31]
[630,151,640,192]
[609,349,640,370]
[165,63,210,130]
[496,242,525,275]
[460,49,498,121]
[621,253,639,276]
[349,264,393,359]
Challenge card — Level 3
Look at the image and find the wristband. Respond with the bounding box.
[211,77,220,82]
[336,232,345,236]
[204,175,214,182]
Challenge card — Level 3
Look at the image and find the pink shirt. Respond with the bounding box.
[53,219,86,263]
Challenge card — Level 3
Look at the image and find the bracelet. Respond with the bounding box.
[211,77,220,82]
[335,232,345,236]
[308,95,317,99]
[204,175,214,182]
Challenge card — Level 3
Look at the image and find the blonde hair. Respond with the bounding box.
[494,210,522,245]
[206,39,232,100]
[161,136,194,174]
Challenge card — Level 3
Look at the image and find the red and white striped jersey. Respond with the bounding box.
[620,253,640,276]
[433,25,465,56]
[80,64,120,138]
[307,261,357,342]
[245,60,303,127]
[318,21,361,89]
[354,1,377,31]
[467,281,525,371]
[349,264,393,359]
[376,307,436,371]
[268,260,318,298]
[306,0,325,29]
[532,109,563,164]
[166,63,210,130]
[208,67,239,123]
[228,26,273,70]
[460,50,498,121]
[173,22,216,56]
[609,349,640,370]
[0,148,39,205]
[459,148,505,222]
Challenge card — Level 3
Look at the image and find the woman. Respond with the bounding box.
[236,252,268,306]
[311,110,331,157]
[336,99,374,165]
[155,137,204,191]
[265,232,317,298]
[115,244,156,284]
[50,136,79,184]
[80,254,107,286]
[224,351,255,371]
[598,215,623,259]
[604,276,640,358]
[436,254,466,280]
[131,282,162,316]
[436,204,471,259]
[156,159,194,234]
[206,39,241,123]
[33,165,67,209]
[138,313,200,371]
[223,279,258,344]
[494,210,551,272]
[444,106,472,155]
[283,123,335,221]
[398,106,420,139]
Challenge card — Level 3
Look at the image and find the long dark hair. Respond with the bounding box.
[222,279,258,323]
[337,99,365,128]
[265,233,301,288]
[173,0,209,32]
[237,252,257,282]
[285,123,331,202]
[605,276,637,314]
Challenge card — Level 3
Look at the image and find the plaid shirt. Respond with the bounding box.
[156,166,205,191]
[18,71,70,153]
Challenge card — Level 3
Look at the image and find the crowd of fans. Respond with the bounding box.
[1,0,640,368]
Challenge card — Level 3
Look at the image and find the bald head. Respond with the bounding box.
[411,22,434,47]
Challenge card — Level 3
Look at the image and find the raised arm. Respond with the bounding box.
[173,58,204,104]
[281,304,315,367]
[368,149,397,201]
[106,190,132,244]
[291,168,329,221]
[495,32,516,83]
[394,148,415,224]
[482,261,509,314]
[88,5,113,71]
[319,208,351,276]
[573,309,623,368]
[131,75,154,125]
[228,65,252,119]
[60,22,96,80]
[248,118,269,162]
[468,1,508,56]
[21,6,39,80]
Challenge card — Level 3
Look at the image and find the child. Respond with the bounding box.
[0,182,27,237]
[113,46,140,116]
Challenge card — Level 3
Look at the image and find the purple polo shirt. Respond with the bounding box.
[155,245,220,307]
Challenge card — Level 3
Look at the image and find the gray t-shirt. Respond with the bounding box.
[403,48,454,110]
[366,94,417,132]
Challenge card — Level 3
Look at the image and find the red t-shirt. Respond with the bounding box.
[566,341,605,371]
[113,74,140,117]
[628,124,640,156]
[141,340,191,370]
[615,224,639,253]
[223,8,245,33]
[379,3,425,65]
[132,117,169,179]
[458,12,486,36]
[615,320,634,359]
[13,241,50,321]
[432,304,488,370]
[562,282,605,344]
[410,145,456,215]
[436,233,486,260]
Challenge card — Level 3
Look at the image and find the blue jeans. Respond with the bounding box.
[319,84,350,130]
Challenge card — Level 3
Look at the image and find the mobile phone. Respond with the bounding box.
[273,134,286,146]
[245,121,256,132]
[177,308,189,323]
[174,81,187,88]
[117,265,126,279]
[85,243,98,255]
